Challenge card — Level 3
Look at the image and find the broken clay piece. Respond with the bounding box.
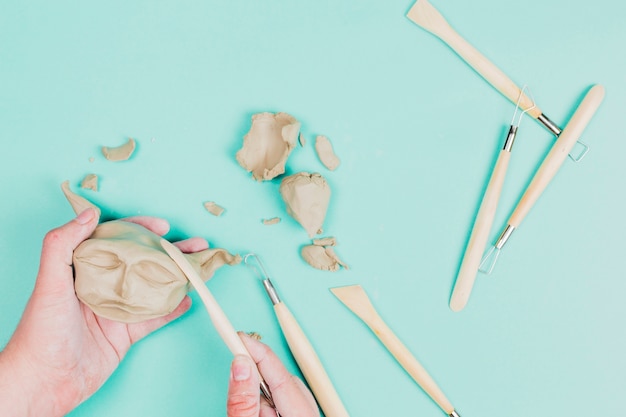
[313,236,336,247]
[62,182,241,323]
[314,135,340,171]
[204,201,225,217]
[247,331,263,341]
[262,217,281,225]
[236,112,300,181]
[301,244,348,272]
[299,132,306,147]
[279,172,331,238]
[102,138,136,161]
[80,174,98,192]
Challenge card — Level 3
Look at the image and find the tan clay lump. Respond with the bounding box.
[204,201,225,216]
[279,172,331,238]
[301,244,348,272]
[62,181,240,323]
[102,138,136,161]
[80,174,98,191]
[236,112,300,181]
[315,135,340,171]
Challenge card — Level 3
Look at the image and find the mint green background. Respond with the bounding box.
[1,0,624,416]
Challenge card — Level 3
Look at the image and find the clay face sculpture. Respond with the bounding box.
[62,181,240,323]
[279,172,331,238]
[236,112,300,181]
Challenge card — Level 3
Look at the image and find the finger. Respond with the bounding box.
[36,208,99,293]
[174,237,209,253]
[227,355,261,417]
[127,296,192,344]
[122,216,170,236]
[239,333,319,414]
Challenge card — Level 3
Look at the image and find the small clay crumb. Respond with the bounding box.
[247,332,262,341]
[314,135,340,171]
[262,217,281,225]
[80,174,99,192]
[299,132,306,147]
[313,237,336,246]
[88,157,95,163]
[102,138,136,161]
[203,201,225,217]
[301,244,348,272]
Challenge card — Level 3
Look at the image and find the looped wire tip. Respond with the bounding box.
[509,85,536,128]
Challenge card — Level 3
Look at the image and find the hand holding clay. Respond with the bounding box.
[62,181,241,323]
[227,333,319,417]
[0,210,206,416]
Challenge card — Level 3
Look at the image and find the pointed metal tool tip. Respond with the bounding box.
[449,411,461,417]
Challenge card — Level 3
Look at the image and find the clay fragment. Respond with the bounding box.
[102,138,136,161]
[299,132,306,147]
[301,244,348,272]
[313,237,336,247]
[262,217,281,225]
[314,135,340,171]
[62,182,241,323]
[247,332,262,341]
[204,201,225,217]
[80,174,99,191]
[236,112,300,181]
[279,172,331,238]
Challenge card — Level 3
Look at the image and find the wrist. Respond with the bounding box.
[0,341,62,417]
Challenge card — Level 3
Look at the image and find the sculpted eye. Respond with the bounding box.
[132,261,178,286]
[76,250,122,270]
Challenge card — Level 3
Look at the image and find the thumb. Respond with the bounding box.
[36,208,99,292]
[227,355,261,417]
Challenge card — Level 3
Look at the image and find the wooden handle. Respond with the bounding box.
[366,311,455,414]
[331,285,455,414]
[407,0,540,118]
[451,149,511,312]
[274,303,350,417]
[508,85,605,227]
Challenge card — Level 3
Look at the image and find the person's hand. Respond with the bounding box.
[226,332,319,417]
[0,208,207,417]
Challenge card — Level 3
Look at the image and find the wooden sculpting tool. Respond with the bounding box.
[244,253,350,417]
[450,89,534,312]
[406,0,589,160]
[479,84,605,273]
[159,239,279,415]
[331,285,460,417]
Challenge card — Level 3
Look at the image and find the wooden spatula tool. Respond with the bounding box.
[331,284,461,417]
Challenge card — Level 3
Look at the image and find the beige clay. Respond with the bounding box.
[279,172,331,238]
[301,244,348,272]
[315,135,340,171]
[204,201,225,217]
[62,182,240,323]
[102,138,136,161]
[262,217,281,225]
[236,112,300,181]
[80,174,98,191]
[313,237,336,247]
[299,132,306,147]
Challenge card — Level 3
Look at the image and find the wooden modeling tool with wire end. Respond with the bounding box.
[243,254,350,417]
[159,240,280,416]
[331,285,461,417]
[406,0,589,161]
[479,84,605,274]
[450,87,535,312]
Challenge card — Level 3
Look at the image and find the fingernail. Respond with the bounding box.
[76,208,95,225]
[231,356,252,382]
